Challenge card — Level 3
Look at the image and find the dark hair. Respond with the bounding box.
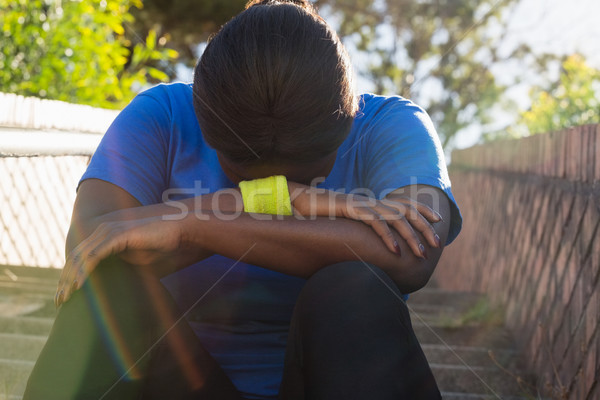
[193,0,358,165]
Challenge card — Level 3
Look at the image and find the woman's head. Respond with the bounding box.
[193,0,358,180]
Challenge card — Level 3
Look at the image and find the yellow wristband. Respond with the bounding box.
[238,175,293,215]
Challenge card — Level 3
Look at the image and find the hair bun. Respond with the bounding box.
[245,0,314,11]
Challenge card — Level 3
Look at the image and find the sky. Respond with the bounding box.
[509,0,600,68]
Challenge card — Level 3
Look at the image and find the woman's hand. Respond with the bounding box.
[55,216,185,307]
[290,184,442,258]
[337,194,442,258]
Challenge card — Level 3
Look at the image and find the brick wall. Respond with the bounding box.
[433,124,600,399]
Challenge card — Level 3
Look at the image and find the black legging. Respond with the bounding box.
[24,257,440,400]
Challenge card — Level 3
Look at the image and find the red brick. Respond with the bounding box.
[535,190,552,244]
[585,289,600,347]
[580,339,597,399]
[579,126,587,182]
[580,257,598,305]
[546,131,555,176]
[535,261,551,312]
[584,125,595,183]
[565,128,574,180]
[534,134,543,175]
[583,378,599,400]
[555,243,570,299]
[576,126,588,182]
[568,194,587,247]
[546,130,556,176]
[528,134,539,173]
[543,131,552,176]
[553,319,571,364]
[595,125,600,182]
[573,128,582,180]
[558,345,580,392]
[577,127,586,182]
[580,197,599,261]
[547,188,563,250]
[562,250,581,314]
[569,276,585,335]
[550,293,566,323]
[558,129,568,178]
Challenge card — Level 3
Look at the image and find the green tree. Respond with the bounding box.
[130,0,247,66]
[520,54,600,135]
[317,0,558,147]
[0,0,178,109]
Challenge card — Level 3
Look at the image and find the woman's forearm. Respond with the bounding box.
[180,211,442,294]
[58,184,449,305]
[67,184,445,291]
[66,190,241,256]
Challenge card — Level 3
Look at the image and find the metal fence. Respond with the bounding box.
[0,92,117,268]
[0,155,91,268]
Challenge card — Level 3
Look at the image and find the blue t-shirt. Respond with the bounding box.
[80,82,462,399]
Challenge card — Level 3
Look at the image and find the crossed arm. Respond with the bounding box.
[57,178,451,305]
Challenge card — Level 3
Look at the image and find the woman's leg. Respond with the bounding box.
[23,256,243,400]
[279,261,441,400]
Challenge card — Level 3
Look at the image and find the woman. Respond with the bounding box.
[25,0,462,399]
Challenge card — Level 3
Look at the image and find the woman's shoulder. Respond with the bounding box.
[353,93,436,141]
[120,82,197,132]
[135,82,193,110]
[357,93,427,122]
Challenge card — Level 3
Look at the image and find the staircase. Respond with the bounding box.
[0,265,57,400]
[409,286,541,399]
[0,265,541,400]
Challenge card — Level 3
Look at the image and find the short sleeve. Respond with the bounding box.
[79,90,171,205]
[361,97,462,244]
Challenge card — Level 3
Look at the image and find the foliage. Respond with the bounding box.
[0,0,178,109]
[520,54,600,135]
[129,0,247,67]
[316,0,559,147]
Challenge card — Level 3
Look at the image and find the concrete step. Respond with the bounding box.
[408,287,541,398]
[0,272,58,287]
[408,288,484,309]
[431,363,533,397]
[0,358,34,400]
[0,295,48,318]
[422,344,520,370]
[0,316,53,336]
[0,333,47,361]
[0,269,540,399]
[0,282,55,300]
[440,392,530,399]
[408,304,463,324]
[0,266,61,281]
[413,323,515,349]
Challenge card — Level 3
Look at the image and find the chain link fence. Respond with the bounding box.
[0,155,91,268]
[1,92,117,268]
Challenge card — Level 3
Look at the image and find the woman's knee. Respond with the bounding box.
[296,261,407,322]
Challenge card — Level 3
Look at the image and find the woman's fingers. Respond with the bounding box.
[55,217,182,307]
[56,224,121,307]
[383,197,442,223]
[389,215,427,259]
[353,208,401,254]
[379,200,441,249]
[344,195,441,258]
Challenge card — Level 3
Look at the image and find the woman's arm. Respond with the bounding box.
[57,179,449,305]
